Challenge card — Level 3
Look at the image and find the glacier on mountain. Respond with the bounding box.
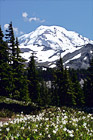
[18,25,93,69]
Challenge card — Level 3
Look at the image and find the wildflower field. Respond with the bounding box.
[0,107,93,140]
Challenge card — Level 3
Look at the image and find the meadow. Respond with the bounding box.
[0,106,93,140]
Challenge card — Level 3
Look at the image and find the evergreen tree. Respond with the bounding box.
[13,37,29,101]
[54,56,64,106]
[15,37,20,59]
[51,73,59,106]
[54,56,77,107]
[0,26,11,96]
[5,22,16,96]
[5,22,29,101]
[39,81,51,106]
[62,68,76,106]
[27,53,40,103]
[70,69,84,107]
[5,22,16,67]
[84,57,93,107]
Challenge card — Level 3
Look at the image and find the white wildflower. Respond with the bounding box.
[34,129,37,132]
[67,130,74,134]
[6,127,10,131]
[82,116,86,119]
[64,115,68,119]
[69,133,74,137]
[28,126,30,129]
[48,134,51,138]
[17,133,20,137]
[36,124,38,127]
[21,127,24,130]
[53,129,57,134]
[63,120,67,124]
[0,122,3,127]
[63,110,65,112]
[83,122,87,127]
[89,133,92,136]
[45,127,48,131]
[63,128,67,131]
[4,122,8,126]
[40,133,42,136]
[10,136,14,140]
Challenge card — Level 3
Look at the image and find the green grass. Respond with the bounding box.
[0,106,93,140]
[0,96,32,106]
[0,96,40,118]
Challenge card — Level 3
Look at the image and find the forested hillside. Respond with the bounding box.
[0,22,93,107]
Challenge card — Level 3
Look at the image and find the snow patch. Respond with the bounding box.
[90,50,93,54]
[84,56,87,60]
[18,25,93,67]
[50,64,56,68]
[65,53,81,64]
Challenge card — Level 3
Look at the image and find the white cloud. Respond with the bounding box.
[13,27,18,34]
[40,19,45,23]
[22,12,45,23]
[20,31,24,35]
[29,17,45,23]
[13,28,24,35]
[22,12,28,18]
[4,24,9,30]
[4,24,24,36]
[29,17,39,22]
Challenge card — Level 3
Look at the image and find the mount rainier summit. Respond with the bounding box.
[18,25,93,69]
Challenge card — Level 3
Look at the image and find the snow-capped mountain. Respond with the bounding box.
[18,25,93,69]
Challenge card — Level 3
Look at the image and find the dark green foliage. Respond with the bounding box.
[5,22,16,96]
[15,37,20,59]
[38,67,54,81]
[53,57,77,107]
[4,22,29,101]
[0,26,4,40]
[0,26,9,64]
[13,37,29,101]
[0,26,12,96]
[83,58,93,107]
[63,68,76,106]
[51,77,59,106]
[0,97,40,116]
[39,81,51,106]
[27,54,40,103]
[69,69,85,107]
[5,22,16,67]
[55,57,64,106]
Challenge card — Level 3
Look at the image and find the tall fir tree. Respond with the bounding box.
[54,56,64,106]
[39,81,51,106]
[27,53,40,103]
[70,69,84,107]
[83,57,93,107]
[13,37,29,101]
[54,56,77,107]
[62,68,76,106]
[5,22,29,101]
[5,22,16,68]
[5,22,16,96]
[51,71,59,106]
[0,26,12,96]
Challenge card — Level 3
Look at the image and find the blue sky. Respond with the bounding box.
[0,0,93,40]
